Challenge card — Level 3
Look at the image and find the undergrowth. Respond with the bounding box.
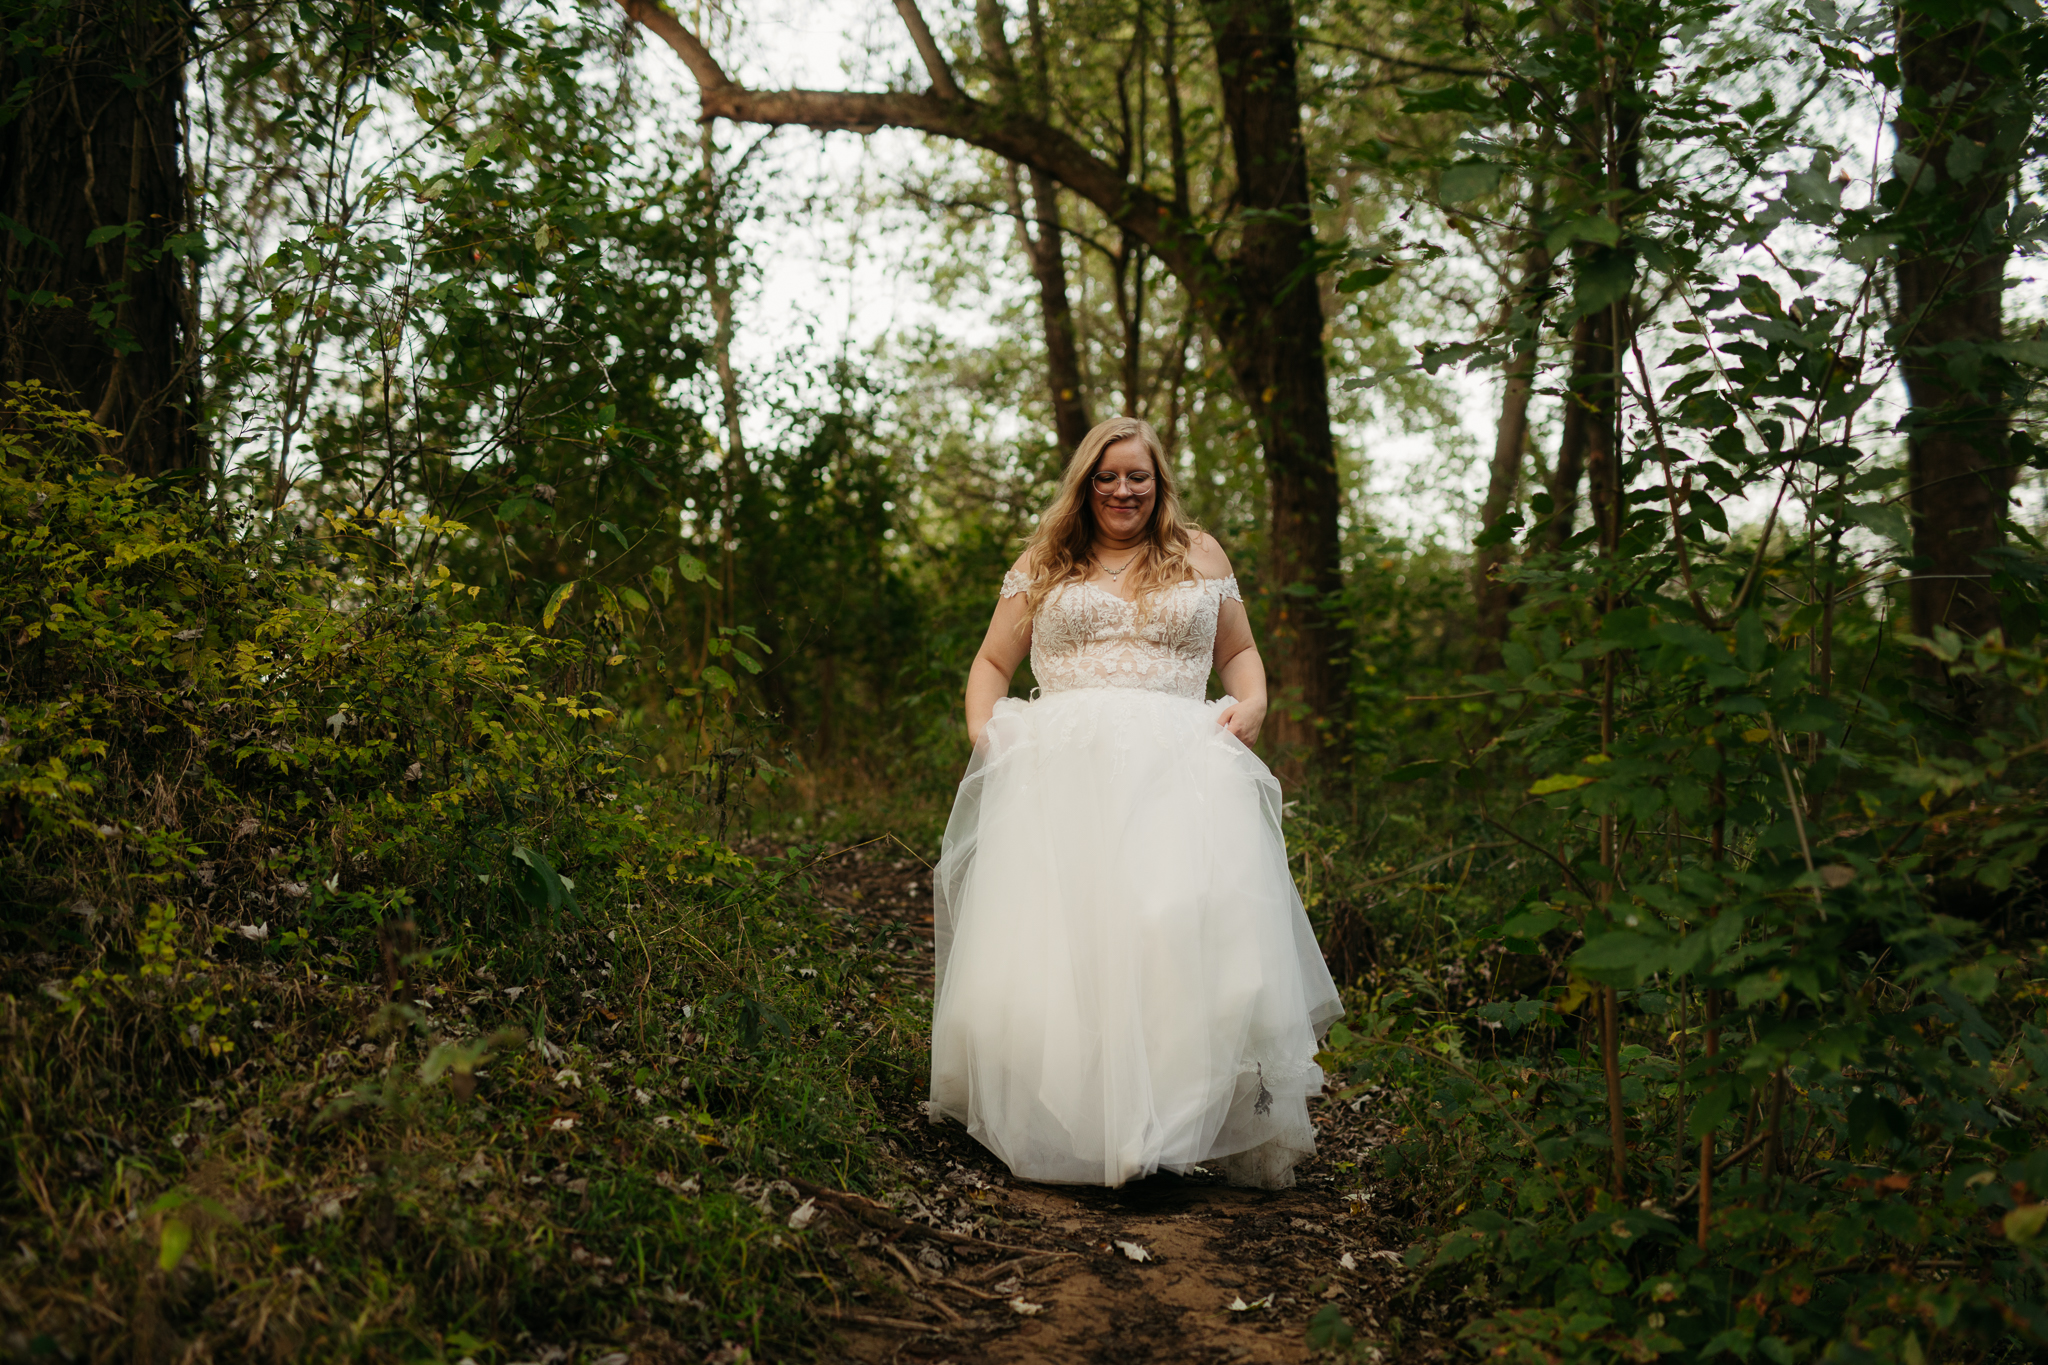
[0,387,926,1362]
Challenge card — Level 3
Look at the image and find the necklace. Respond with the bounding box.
[1097,552,1139,581]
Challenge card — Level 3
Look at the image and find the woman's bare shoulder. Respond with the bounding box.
[1185,531,1233,579]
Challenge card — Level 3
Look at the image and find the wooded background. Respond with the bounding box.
[6,0,2048,1360]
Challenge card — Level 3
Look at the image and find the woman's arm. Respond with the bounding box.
[964,564,1034,746]
[1192,533,1268,745]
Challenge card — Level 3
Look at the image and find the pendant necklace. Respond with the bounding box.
[1098,552,1138,581]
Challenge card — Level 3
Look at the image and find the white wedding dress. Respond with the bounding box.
[929,570,1343,1188]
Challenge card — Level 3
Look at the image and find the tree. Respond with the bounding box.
[618,0,1349,743]
[1890,0,2029,648]
[1,0,197,477]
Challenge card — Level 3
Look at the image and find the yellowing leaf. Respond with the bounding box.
[1530,773,1595,795]
[542,581,576,630]
[1743,728,1771,743]
[2005,1202,2048,1245]
[159,1216,192,1271]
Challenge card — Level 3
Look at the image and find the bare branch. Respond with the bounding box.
[616,0,1223,330]
[894,0,964,100]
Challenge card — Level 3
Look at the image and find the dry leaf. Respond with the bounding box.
[1008,1297,1044,1316]
[787,1198,819,1230]
[1116,1240,1152,1263]
[1339,1251,1358,1271]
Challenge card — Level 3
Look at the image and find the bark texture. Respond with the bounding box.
[1473,225,1551,670]
[1893,8,2021,643]
[1201,0,1344,747]
[0,0,196,476]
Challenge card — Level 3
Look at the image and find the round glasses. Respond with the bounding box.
[1091,471,1154,494]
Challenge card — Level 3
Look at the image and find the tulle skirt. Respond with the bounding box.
[929,686,1343,1189]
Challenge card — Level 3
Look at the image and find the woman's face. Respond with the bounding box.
[1089,436,1157,543]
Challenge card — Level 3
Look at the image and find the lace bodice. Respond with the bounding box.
[1001,570,1242,700]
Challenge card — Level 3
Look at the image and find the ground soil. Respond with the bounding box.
[772,839,1461,1365]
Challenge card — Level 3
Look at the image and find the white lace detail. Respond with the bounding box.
[1000,569,1030,598]
[1010,575,1240,700]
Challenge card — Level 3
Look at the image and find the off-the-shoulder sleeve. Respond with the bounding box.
[1000,569,1030,599]
[1215,574,1242,603]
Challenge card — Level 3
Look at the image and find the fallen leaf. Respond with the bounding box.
[1116,1239,1152,1263]
[1339,1251,1358,1270]
[549,1116,576,1131]
[1009,1297,1044,1316]
[788,1198,819,1230]
[1227,1293,1274,1312]
[992,1276,1021,1295]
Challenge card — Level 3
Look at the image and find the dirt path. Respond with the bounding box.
[778,840,1458,1365]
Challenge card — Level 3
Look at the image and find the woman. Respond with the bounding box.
[929,417,1342,1190]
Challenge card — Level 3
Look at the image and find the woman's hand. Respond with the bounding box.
[1216,697,1265,746]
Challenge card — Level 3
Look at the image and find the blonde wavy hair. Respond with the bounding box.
[1018,417,1202,622]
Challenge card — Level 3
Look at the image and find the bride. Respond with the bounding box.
[929,416,1343,1189]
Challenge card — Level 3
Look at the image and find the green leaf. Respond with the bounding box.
[649,564,674,603]
[598,520,630,552]
[1572,931,1666,980]
[510,844,576,914]
[1531,773,1595,795]
[541,580,576,630]
[1571,252,1637,317]
[86,223,135,247]
[616,586,650,614]
[343,105,373,135]
[702,664,736,693]
[1306,1305,1356,1349]
[2004,1202,2048,1245]
[1337,265,1395,292]
[1687,1082,1734,1137]
[158,1216,192,1272]
[1499,908,1566,939]
[1735,611,1766,671]
[1440,161,1503,202]
[677,552,708,583]
[729,649,763,675]
[1387,760,1442,782]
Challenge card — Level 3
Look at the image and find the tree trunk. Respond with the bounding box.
[1204,0,1344,747]
[0,0,196,477]
[1893,10,2019,645]
[1474,211,1551,670]
[1540,316,1595,554]
[1003,163,1092,456]
[623,0,1350,739]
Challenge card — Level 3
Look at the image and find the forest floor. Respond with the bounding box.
[780,838,1462,1365]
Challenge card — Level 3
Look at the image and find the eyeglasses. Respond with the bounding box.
[1090,470,1154,494]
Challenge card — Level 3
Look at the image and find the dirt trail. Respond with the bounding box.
[781,840,1458,1365]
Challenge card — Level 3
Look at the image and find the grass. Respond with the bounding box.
[0,843,937,1364]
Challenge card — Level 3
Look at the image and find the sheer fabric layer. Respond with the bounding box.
[930,687,1342,1189]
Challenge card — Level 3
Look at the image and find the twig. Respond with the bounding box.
[1670,1130,1771,1207]
[1356,842,1514,890]
[1480,815,1596,900]
[787,1179,1074,1258]
[812,1307,945,1333]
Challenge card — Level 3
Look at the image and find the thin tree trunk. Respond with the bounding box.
[1893,9,2020,649]
[984,0,1090,457]
[1540,316,1595,553]
[1,0,197,477]
[1474,199,1552,670]
[1204,0,1345,748]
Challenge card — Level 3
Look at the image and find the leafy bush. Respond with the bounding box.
[0,384,916,1359]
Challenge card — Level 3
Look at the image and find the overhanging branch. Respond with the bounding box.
[616,0,1237,336]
